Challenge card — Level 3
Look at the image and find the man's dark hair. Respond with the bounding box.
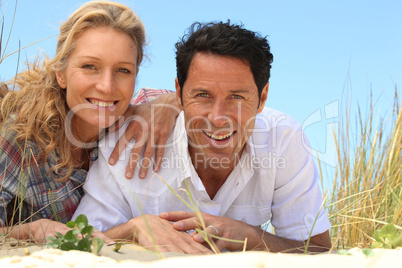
[175,21,273,103]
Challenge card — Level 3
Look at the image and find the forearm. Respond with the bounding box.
[1,223,35,241]
[247,226,330,253]
[103,219,137,242]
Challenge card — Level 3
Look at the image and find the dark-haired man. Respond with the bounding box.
[74,21,331,254]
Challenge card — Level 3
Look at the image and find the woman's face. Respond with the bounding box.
[56,27,138,142]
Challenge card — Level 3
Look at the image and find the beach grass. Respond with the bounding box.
[325,88,401,249]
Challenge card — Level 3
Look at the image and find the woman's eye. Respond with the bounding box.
[82,64,95,70]
[118,68,131,73]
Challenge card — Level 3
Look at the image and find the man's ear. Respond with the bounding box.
[257,82,269,114]
[175,78,183,110]
[55,70,67,89]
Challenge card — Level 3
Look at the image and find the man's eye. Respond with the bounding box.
[197,93,209,97]
[232,95,243,99]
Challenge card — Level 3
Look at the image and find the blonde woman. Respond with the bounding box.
[0,1,175,242]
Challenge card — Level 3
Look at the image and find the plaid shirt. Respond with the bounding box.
[0,129,97,226]
[0,88,170,227]
[130,87,173,105]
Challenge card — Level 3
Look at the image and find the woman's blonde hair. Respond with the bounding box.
[0,1,146,181]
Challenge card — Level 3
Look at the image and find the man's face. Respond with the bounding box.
[176,52,268,170]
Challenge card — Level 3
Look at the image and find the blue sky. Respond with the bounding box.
[1,0,401,180]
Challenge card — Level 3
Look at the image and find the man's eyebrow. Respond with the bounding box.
[189,88,209,94]
[189,89,251,93]
[229,89,250,94]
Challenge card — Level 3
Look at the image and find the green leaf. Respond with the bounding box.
[60,242,76,251]
[81,226,94,238]
[371,241,382,248]
[77,239,91,252]
[64,230,77,243]
[362,248,375,257]
[113,243,122,252]
[0,233,4,237]
[46,236,57,242]
[46,241,60,249]
[379,223,397,237]
[373,230,382,242]
[77,222,86,232]
[91,237,104,254]
[55,232,64,240]
[75,214,88,226]
[66,221,76,228]
[390,233,402,248]
[72,229,80,236]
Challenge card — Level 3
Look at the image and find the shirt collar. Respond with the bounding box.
[173,112,256,190]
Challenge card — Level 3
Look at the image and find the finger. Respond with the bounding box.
[153,139,167,172]
[184,240,213,255]
[193,225,220,243]
[213,236,229,252]
[159,211,196,221]
[167,232,213,255]
[125,146,142,179]
[137,228,211,255]
[173,218,203,232]
[108,112,129,133]
[109,131,131,166]
[138,143,155,179]
[109,113,147,169]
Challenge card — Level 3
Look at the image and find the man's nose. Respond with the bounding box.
[208,101,229,127]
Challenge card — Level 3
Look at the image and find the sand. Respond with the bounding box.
[0,240,401,267]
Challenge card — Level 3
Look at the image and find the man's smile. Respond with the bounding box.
[203,130,236,141]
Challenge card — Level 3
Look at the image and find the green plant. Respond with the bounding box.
[46,214,104,254]
[325,88,401,249]
[372,223,402,249]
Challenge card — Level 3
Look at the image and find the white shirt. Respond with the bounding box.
[74,107,331,241]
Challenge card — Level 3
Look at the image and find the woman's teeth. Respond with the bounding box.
[89,99,115,107]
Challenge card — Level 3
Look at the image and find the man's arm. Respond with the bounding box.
[74,132,211,254]
[160,211,331,253]
[246,226,331,253]
[108,89,180,179]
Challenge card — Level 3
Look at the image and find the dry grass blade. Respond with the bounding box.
[326,87,401,249]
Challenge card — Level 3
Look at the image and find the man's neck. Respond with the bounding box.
[189,149,244,200]
[195,164,232,200]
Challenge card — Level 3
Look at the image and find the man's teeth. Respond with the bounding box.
[89,99,115,107]
[205,131,234,140]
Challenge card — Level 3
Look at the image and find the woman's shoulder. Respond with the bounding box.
[0,124,43,166]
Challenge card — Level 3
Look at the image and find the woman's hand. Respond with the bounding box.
[108,93,179,179]
[9,219,113,245]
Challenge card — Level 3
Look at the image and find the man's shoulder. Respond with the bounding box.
[255,107,302,132]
